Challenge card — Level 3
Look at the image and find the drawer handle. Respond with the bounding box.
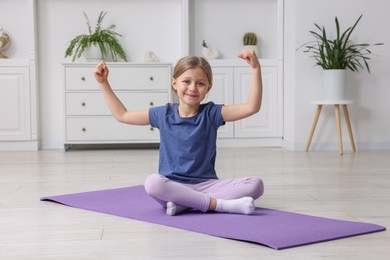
[150,127,154,131]
[82,127,86,132]
[149,102,154,106]
[149,76,154,81]
[81,76,86,81]
[81,102,86,107]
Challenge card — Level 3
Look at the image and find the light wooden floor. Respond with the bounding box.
[0,148,389,259]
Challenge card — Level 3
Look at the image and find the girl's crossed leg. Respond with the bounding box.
[144,174,264,216]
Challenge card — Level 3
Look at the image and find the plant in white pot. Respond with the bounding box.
[299,14,383,100]
[65,11,127,62]
[243,32,258,55]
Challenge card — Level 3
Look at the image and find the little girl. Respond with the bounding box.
[94,49,264,216]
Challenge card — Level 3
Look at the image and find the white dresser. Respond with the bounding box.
[63,63,171,150]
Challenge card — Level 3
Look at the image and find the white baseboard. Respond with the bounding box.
[18,139,390,151]
[0,141,39,151]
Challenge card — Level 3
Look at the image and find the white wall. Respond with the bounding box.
[284,0,390,151]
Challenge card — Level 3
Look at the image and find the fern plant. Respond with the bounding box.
[299,15,382,72]
[65,11,127,62]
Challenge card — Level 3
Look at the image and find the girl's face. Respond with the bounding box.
[172,66,212,108]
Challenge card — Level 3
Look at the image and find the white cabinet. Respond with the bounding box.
[0,61,39,150]
[0,66,30,140]
[64,63,171,150]
[205,61,282,147]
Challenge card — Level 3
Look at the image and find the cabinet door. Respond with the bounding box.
[204,67,234,138]
[234,67,278,137]
[0,67,31,140]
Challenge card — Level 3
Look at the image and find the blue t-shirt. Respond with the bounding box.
[149,102,225,184]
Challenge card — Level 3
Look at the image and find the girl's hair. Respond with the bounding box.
[173,56,213,84]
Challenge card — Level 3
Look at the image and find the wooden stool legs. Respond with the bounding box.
[305,105,323,152]
[342,105,356,152]
[306,104,356,154]
[335,105,343,155]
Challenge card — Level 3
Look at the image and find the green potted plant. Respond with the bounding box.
[65,11,127,62]
[299,14,382,100]
[243,32,259,55]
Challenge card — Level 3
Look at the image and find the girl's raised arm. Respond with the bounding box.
[94,61,150,125]
[221,50,263,122]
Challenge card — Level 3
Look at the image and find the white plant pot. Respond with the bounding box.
[322,69,347,100]
[84,44,102,61]
[243,45,258,56]
[84,43,113,61]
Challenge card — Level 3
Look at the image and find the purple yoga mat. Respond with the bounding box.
[41,185,385,250]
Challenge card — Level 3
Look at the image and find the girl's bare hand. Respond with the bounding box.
[238,49,260,69]
[94,60,109,83]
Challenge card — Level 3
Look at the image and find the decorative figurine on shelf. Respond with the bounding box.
[0,28,11,59]
[144,50,158,62]
[202,40,220,59]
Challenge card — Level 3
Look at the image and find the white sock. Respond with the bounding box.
[166,201,189,216]
[215,197,255,215]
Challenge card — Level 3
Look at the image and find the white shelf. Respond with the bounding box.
[0,59,30,67]
[208,58,279,67]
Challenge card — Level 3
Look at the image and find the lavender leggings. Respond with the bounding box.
[144,174,264,212]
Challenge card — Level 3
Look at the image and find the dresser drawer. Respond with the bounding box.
[65,66,170,91]
[66,117,159,142]
[66,92,168,116]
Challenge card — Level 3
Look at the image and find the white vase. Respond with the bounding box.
[243,45,258,56]
[322,69,347,100]
[84,43,105,61]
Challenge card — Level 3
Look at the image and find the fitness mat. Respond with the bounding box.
[41,185,385,250]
